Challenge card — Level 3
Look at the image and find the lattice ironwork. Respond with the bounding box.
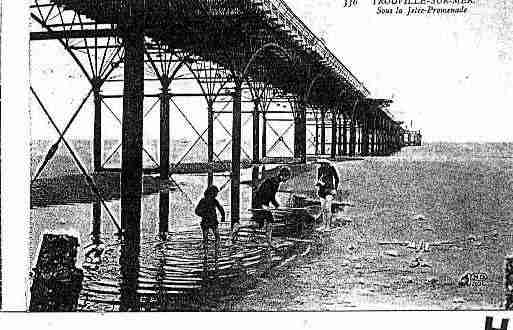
[29,0,413,266]
[33,0,369,105]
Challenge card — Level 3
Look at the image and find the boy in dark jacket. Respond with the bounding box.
[195,185,225,251]
[252,167,291,246]
[316,160,339,230]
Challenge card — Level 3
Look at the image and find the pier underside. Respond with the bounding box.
[29,2,416,300]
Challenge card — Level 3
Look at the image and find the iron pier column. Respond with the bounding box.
[397,128,401,150]
[361,116,370,156]
[262,112,267,159]
[251,165,259,209]
[314,116,319,155]
[376,119,381,156]
[385,121,389,154]
[253,100,260,163]
[337,113,343,156]
[294,102,307,163]
[231,80,243,227]
[342,115,348,156]
[356,120,361,155]
[370,117,376,155]
[330,111,337,159]
[320,110,326,155]
[160,84,170,180]
[207,100,214,186]
[159,83,170,236]
[93,83,102,172]
[392,127,397,153]
[379,118,385,155]
[121,24,144,245]
[383,122,388,155]
[349,117,356,157]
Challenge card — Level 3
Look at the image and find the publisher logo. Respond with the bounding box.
[460,271,488,287]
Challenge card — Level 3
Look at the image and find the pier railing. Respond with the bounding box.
[254,0,369,96]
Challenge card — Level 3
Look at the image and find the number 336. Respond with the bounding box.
[344,0,358,7]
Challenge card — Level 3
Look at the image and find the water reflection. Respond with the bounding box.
[202,248,219,282]
[32,167,311,311]
[153,241,170,311]
[119,240,140,311]
[159,190,169,238]
[91,201,102,244]
[84,201,104,267]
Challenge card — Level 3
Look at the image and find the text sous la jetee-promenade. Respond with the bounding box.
[373,0,473,5]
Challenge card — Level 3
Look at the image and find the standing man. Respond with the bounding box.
[252,166,291,247]
[316,159,339,231]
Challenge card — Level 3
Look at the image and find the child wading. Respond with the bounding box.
[252,166,291,247]
[195,185,225,252]
[316,160,339,231]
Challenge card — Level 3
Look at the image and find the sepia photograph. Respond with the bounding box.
[12,0,513,314]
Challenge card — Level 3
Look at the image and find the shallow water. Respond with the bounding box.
[29,167,310,311]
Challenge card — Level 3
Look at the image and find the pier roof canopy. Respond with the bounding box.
[48,0,370,106]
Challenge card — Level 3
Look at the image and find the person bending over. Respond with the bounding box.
[252,167,291,247]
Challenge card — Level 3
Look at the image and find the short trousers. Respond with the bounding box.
[200,218,219,231]
[318,188,336,199]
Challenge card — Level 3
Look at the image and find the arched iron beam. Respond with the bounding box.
[145,50,190,88]
[182,61,232,105]
[241,42,293,84]
[304,72,328,105]
[351,98,360,123]
[226,42,293,227]
[230,43,296,163]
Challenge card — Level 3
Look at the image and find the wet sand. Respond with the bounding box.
[29,142,513,310]
[227,144,513,310]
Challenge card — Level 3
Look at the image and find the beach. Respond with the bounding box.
[225,143,513,310]
[29,142,513,310]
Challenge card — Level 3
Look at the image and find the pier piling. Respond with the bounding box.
[231,80,243,227]
[330,110,337,159]
[93,83,102,172]
[294,102,307,163]
[160,84,170,180]
[120,23,144,244]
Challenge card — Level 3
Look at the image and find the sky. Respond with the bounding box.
[30,0,513,143]
[287,0,513,142]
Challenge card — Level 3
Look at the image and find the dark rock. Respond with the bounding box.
[29,233,84,312]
